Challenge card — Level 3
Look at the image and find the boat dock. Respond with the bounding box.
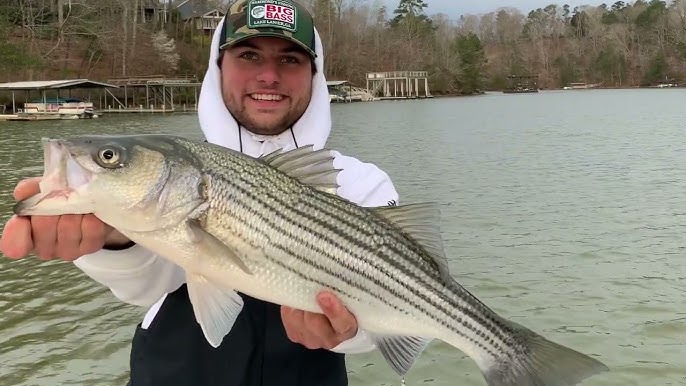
[0,76,202,121]
[563,82,602,90]
[503,75,539,93]
[0,79,117,120]
[104,75,202,113]
[366,71,432,100]
[102,104,198,114]
[326,72,433,102]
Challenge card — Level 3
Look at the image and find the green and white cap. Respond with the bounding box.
[219,0,316,58]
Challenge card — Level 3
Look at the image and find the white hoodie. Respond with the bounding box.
[73,19,399,354]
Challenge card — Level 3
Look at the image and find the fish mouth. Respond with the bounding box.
[13,138,94,216]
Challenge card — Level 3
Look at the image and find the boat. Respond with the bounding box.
[20,97,99,119]
[7,113,79,121]
[327,80,378,103]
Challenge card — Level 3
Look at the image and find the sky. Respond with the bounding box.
[382,0,608,19]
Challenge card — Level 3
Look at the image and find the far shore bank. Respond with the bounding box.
[429,84,685,98]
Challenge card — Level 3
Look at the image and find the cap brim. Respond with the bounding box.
[219,33,317,59]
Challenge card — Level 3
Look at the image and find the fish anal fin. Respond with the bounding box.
[186,273,244,348]
[373,335,432,376]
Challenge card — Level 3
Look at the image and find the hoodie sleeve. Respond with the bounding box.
[329,153,400,354]
[73,245,186,307]
[332,152,399,207]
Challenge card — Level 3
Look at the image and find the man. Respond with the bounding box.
[0,0,399,385]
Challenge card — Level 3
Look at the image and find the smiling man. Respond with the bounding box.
[0,0,400,385]
[220,37,313,136]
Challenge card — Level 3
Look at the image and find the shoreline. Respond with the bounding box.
[431,85,685,98]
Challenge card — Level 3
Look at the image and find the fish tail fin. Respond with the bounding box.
[481,320,608,386]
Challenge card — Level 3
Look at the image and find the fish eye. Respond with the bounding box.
[96,146,123,168]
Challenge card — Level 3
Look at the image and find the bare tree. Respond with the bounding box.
[4,0,686,91]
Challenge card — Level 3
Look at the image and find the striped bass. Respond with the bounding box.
[15,134,608,386]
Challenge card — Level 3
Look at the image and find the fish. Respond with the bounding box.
[14,134,608,386]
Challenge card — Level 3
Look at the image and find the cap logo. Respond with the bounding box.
[247,0,297,32]
[250,5,265,18]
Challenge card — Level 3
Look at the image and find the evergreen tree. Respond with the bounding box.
[453,33,487,94]
[389,0,433,34]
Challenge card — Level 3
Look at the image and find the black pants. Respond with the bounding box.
[127,284,348,386]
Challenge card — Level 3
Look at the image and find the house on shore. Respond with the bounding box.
[141,0,225,35]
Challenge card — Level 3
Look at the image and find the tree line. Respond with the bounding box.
[0,0,685,95]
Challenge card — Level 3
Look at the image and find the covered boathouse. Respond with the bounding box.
[0,79,118,120]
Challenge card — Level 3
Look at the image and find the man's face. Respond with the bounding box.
[220,36,314,135]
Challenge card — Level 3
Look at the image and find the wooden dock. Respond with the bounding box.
[366,71,432,99]
[101,104,198,114]
[0,113,83,121]
[0,114,19,121]
[104,75,201,113]
[377,95,432,100]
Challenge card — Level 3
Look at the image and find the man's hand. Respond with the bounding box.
[0,177,130,261]
[281,291,358,350]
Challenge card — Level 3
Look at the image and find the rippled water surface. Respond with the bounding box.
[1,89,685,385]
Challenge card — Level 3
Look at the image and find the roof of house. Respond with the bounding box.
[177,0,224,20]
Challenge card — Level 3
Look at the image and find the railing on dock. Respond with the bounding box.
[366,71,432,99]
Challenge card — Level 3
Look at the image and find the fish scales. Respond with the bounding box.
[189,138,513,359]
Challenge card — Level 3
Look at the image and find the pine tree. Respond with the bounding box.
[453,33,487,94]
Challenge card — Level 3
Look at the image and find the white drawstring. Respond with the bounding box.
[248,131,296,156]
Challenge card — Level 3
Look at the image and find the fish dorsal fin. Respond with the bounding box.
[373,335,432,376]
[260,146,340,195]
[372,203,451,281]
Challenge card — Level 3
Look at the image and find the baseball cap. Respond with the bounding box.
[219,0,316,58]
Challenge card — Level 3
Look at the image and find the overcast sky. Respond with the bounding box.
[381,0,607,19]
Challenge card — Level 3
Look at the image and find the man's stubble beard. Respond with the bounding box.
[226,94,312,136]
[231,106,297,135]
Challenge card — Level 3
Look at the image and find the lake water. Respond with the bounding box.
[1,89,685,386]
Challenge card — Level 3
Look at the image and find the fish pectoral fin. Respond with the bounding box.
[373,335,432,376]
[186,273,244,348]
[186,219,253,275]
